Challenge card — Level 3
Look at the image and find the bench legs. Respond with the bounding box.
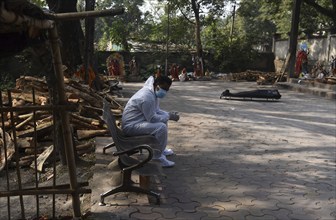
[99,174,160,206]
[103,142,115,154]
[99,185,160,206]
[140,175,150,189]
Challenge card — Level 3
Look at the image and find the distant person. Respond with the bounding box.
[129,56,138,76]
[170,63,179,81]
[155,65,162,78]
[121,75,180,168]
[331,55,336,76]
[179,67,188,82]
[295,42,309,78]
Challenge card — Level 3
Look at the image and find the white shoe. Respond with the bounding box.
[163,148,174,156]
[158,155,175,168]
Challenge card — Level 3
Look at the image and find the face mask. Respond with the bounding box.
[155,87,167,98]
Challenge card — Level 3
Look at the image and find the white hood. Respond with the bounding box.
[143,76,155,92]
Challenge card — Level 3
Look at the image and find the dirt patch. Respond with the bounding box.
[0,150,96,220]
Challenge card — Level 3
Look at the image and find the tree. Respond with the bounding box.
[159,0,231,75]
[84,0,95,82]
[302,0,336,33]
[237,0,276,50]
[46,0,84,73]
[95,0,145,51]
[257,0,335,36]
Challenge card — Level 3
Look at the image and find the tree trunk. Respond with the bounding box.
[46,0,84,73]
[288,0,302,79]
[191,0,204,76]
[84,0,96,83]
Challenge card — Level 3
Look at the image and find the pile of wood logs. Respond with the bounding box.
[0,75,124,171]
[231,70,279,84]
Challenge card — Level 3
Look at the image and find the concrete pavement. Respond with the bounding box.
[90,80,336,220]
[276,78,336,100]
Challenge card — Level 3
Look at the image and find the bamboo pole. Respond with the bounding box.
[48,26,81,218]
[0,104,77,113]
[45,8,124,21]
[0,188,91,197]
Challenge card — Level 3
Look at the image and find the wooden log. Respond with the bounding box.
[17,137,33,149]
[70,117,101,130]
[16,76,47,84]
[44,8,125,21]
[75,142,94,151]
[2,91,46,105]
[1,104,78,113]
[38,115,53,124]
[18,157,35,168]
[66,79,104,105]
[64,84,102,108]
[20,154,36,162]
[0,120,11,130]
[0,128,15,171]
[70,113,102,127]
[77,129,108,140]
[24,141,54,155]
[30,145,54,172]
[68,80,95,97]
[16,121,53,138]
[79,105,102,121]
[0,107,9,129]
[15,115,33,130]
[18,112,35,119]
[5,98,25,119]
[16,82,49,94]
[103,94,124,110]
[16,76,49,93]
[77,148,94,156]
[14,159,33,168]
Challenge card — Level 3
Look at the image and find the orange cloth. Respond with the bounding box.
[170,64,179,80]
[108,59,121,76]
[155,69,161,78]
[74,65,96,87]
[295,50,308,77]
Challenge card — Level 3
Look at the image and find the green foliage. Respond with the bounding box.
[0,75,15,90]
[166,0,230,20]
[202,17,258,72]
[23,0,335,75]
[95,0,145,51]
[0,48,48,90]
[258,0,334,37]
[237,0,276,47]
[0,55,26,90]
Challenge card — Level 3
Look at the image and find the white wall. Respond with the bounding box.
[274,34,336,64]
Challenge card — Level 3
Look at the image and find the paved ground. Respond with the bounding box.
[90,80,336,220]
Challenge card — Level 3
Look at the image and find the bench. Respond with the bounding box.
[99,99,163,206]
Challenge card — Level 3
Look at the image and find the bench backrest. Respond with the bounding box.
[102,99,125,151]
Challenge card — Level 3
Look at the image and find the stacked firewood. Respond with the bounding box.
[232,70,279,84]
[0,75,123,171]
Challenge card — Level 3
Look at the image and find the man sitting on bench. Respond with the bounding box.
[122,75,180,168]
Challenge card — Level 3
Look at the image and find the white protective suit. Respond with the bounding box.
[122,76,169,158]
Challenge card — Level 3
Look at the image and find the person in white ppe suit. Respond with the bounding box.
[122,75,180,167]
